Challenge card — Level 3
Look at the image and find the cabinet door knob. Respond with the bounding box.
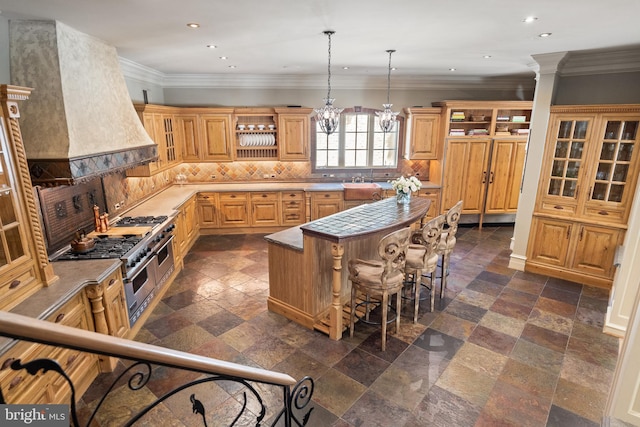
[9,375,23,389]
[9,280,20,289]
[108,278,117,286]
[2,357,16,370]
[598,210,608,215]
[55,313,65,323]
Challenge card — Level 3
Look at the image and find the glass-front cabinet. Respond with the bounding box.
[538,115,595,216]
[0,132,27,270]
[528,105,640,288]
[583,115,639,222]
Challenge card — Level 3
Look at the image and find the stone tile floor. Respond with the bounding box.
[78,225,624,426]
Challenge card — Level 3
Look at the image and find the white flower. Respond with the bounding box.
[388,175,422,194]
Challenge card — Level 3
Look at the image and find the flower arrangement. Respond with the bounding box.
[389,175,422,194]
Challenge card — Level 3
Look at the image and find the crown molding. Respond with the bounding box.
[119,57,535,91]
[561,47,640,76]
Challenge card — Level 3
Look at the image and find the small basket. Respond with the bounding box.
[471,115,485,122]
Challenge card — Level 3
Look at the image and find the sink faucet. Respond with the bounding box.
[352,176,363,183]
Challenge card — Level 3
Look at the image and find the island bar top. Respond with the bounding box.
[300,196,431,243]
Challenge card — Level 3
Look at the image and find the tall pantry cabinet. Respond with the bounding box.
[526,105,640,288]
[432,101,532,225]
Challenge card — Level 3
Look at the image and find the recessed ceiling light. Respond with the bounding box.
[483,55,492,59]
[342,66,349,70]
[523,16,538,23]
[186,23,200,28]
[228,65,237,69]
[206,44,217,49]
[449,68,456,71]
[219,56,228,60]
[538,32,552,38]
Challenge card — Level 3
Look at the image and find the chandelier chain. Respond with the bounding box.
[326,31,333,100]
[386,50,394,104]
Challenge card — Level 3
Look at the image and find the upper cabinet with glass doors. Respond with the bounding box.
[536,106,640,226]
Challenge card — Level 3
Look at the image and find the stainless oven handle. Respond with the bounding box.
[124,254,156,284]
[153,234,174,255]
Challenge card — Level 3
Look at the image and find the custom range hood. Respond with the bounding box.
[9,20,156,186]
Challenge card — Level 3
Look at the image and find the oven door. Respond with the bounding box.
[153,235,175,291]
[124,256,157,327]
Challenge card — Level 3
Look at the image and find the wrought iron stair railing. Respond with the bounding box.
[0,311,314,426]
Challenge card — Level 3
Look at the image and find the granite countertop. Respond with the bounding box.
[1,259,121,352]
[123,180,439,218]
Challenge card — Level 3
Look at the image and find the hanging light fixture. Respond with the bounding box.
[315,30,343,135]
[377,49,399,133]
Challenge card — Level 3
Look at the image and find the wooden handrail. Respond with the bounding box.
[0,311,296,386]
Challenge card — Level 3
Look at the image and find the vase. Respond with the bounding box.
[396,191,411,205]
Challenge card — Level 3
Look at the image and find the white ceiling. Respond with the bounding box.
[2,0,640,89]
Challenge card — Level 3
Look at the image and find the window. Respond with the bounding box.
[312,107,403,172]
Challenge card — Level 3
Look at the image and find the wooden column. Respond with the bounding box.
[329,243,344,340]
[85,284,109,335]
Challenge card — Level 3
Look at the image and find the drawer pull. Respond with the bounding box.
[2,357,16,370]
[230,194,236,198]
[553,205,564,210]
[9,280,20,289]
[55,313,65,323]
[261,194,268,198]
[324,194,331,198]
[9,375,23,389]
[108,278,117,286]
[598,210,609,215]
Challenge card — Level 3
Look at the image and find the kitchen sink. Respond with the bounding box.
[342,183,383,201]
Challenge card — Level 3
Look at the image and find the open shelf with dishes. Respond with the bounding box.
[233,108,278,160]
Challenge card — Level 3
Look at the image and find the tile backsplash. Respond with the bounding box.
[102,159,430,214]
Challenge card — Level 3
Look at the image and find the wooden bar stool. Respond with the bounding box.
[348,227,411,351]
[437,200,463,299]
[404,214,446,321]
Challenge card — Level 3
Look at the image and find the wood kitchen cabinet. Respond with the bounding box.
[251,192,280,226]
[311,191,343,220]
[528,217,623,286]
[281,191,306,225]
[436,101,532,225]
[416,188,441,220]
[199,111,234,161]
[484,139,527,214]
[218,192,250,227]
[527,105,640,287]
[101,268,129,340]
[0,292,99,405]
[175,195,198,262]
[441,138,492,215]
[176,114,200,161]
[275,108,313,161]
[404,107,442,159]
[0,86,55,311]
[197,193,219,228]
[127,104,182,176]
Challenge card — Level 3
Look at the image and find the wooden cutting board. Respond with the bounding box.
[87,226,153,238]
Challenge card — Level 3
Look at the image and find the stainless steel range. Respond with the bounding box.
[53,215,175,327]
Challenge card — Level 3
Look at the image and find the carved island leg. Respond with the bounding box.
[330,243,344,340]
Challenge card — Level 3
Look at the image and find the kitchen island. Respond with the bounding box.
[265,196,430,340]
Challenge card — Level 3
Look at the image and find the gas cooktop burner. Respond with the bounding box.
[54,236,143,260]
[115,215,168,227]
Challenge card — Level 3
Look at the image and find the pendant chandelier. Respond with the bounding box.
[315,30,343,135]
[377,49,399,133]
